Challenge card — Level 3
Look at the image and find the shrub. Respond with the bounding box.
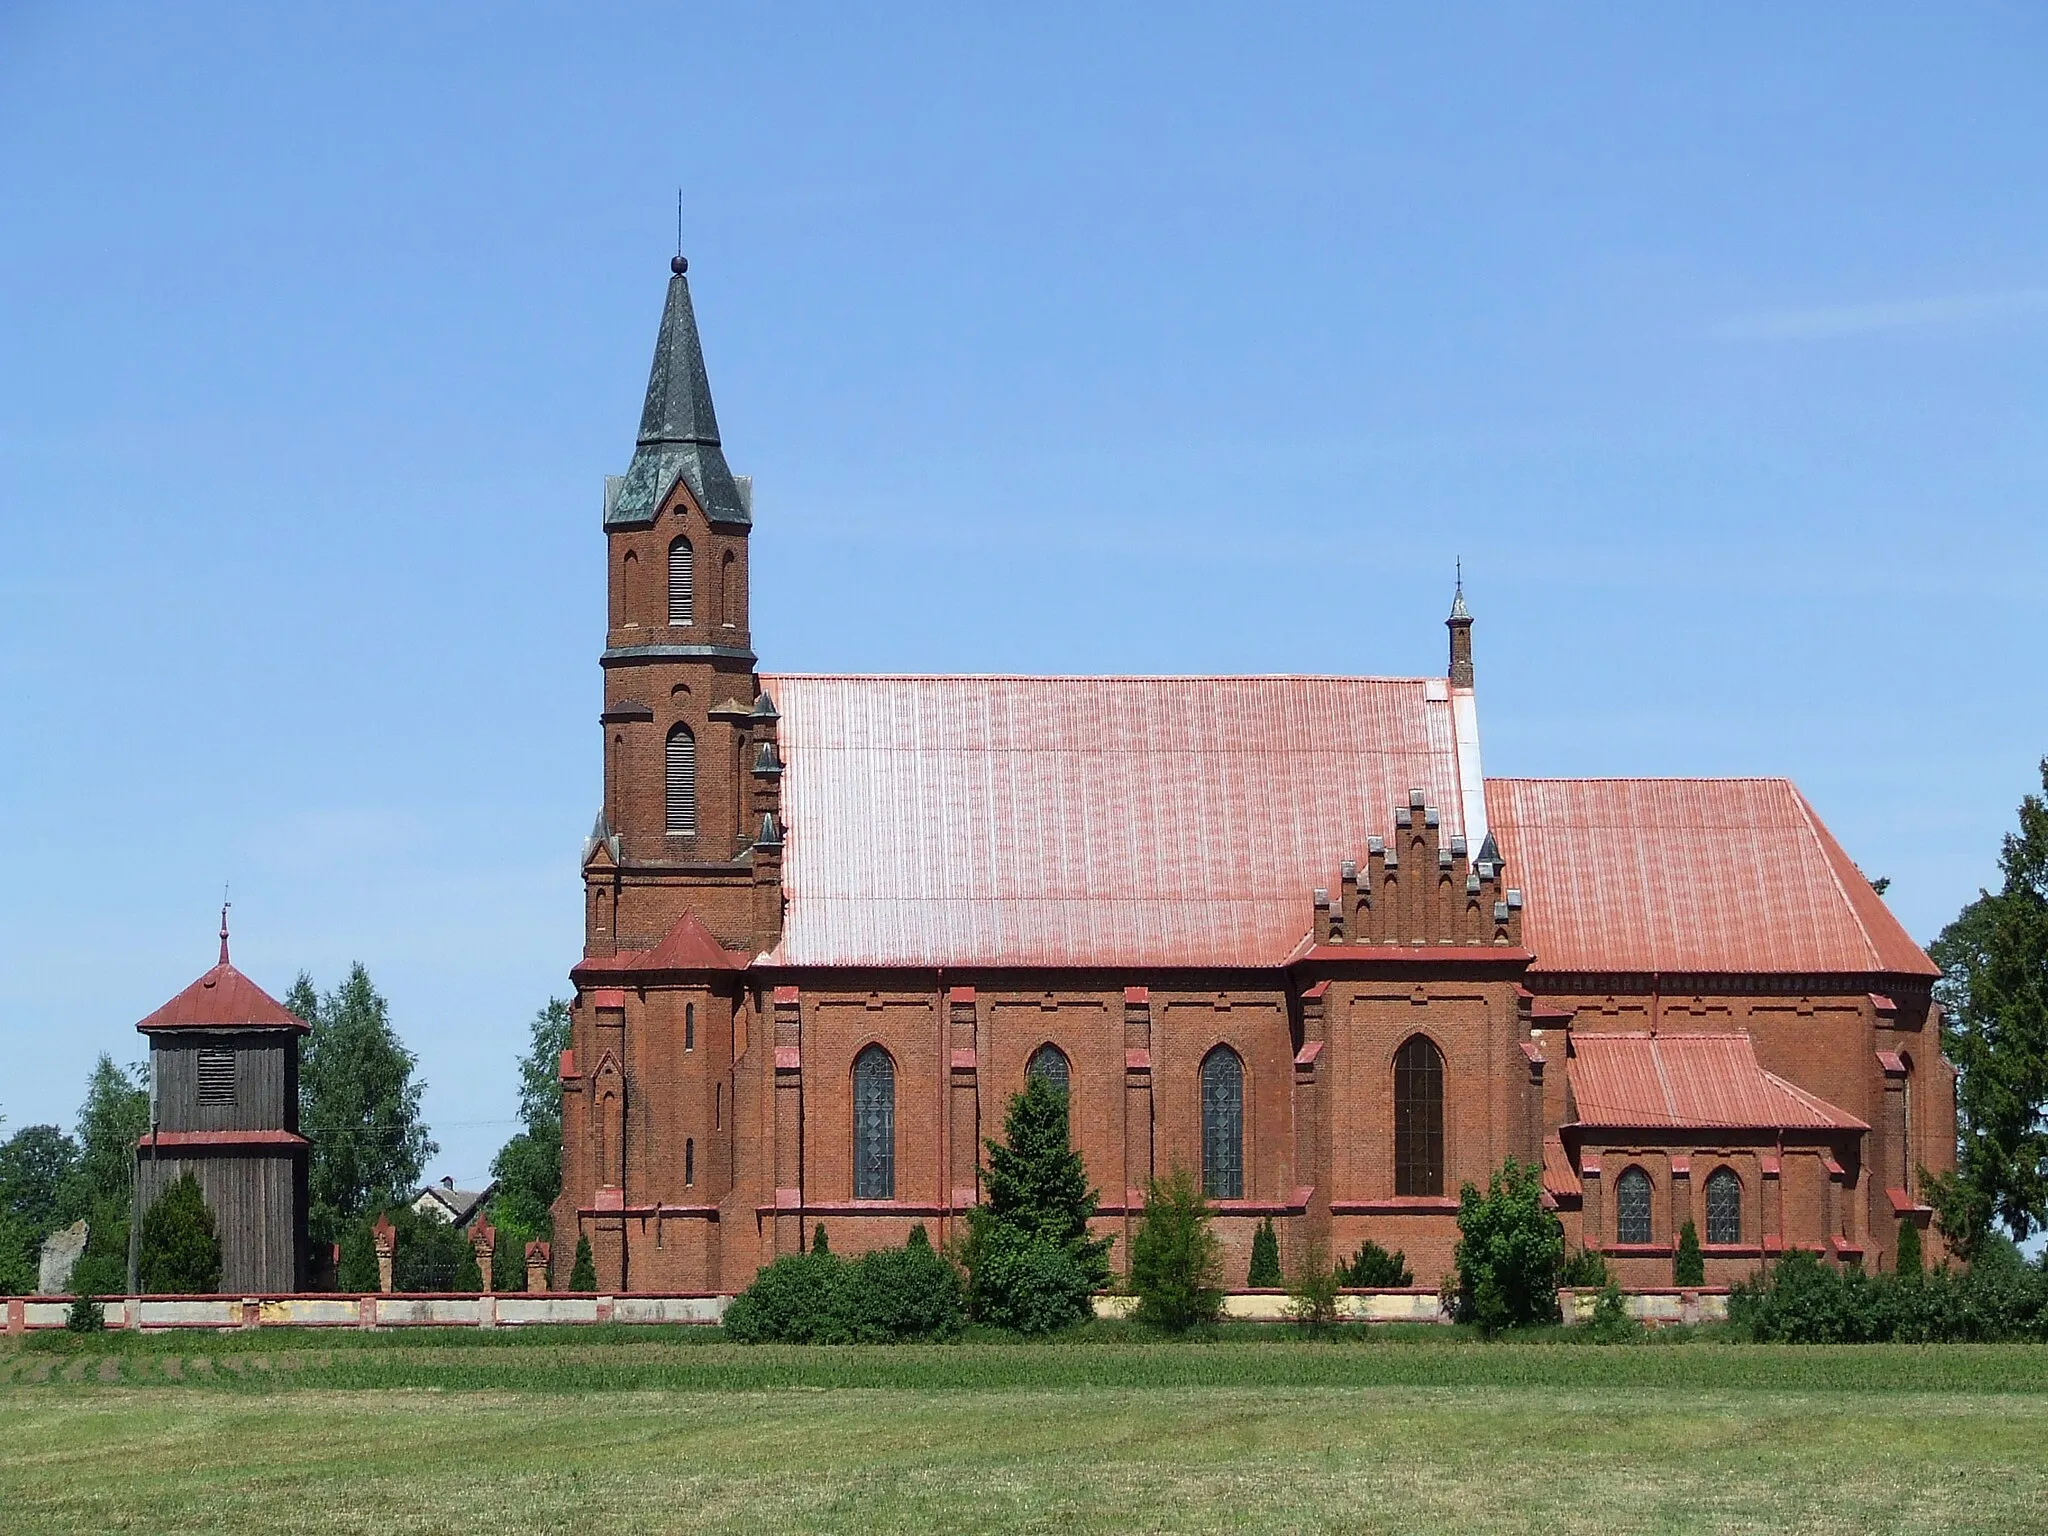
[1247,1216,1282,1287]
[568,1233,597,1292]
[1584,1280,1640,1343]
[964,1075,1113,1333]
[65,1293,104,1332]
[1338,1239,1413,1288]
[139,1172,223,1294]
[1559,1247,1610,1288]
[1673,1219,1705,1287]
[722,1252,850,1343]
[811,1222,829,1255]
[336,1217,381,1291]
[723,1230,964,1344]
[1895,1219,1923,1278]
[1452,1156,1562,1333]
[840,1227,964,1342]
[1129,1164,1223,1332]
[1286,1232,1342,1331]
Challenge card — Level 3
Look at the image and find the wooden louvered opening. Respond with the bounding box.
[666,725,697,835]
[197,1047,237,1106]
[669,537,693,625]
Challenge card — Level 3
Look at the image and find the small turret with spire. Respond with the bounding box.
[1447,565,1474,689]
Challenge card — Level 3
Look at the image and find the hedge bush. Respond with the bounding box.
[1730,1242,2048,1343]
[723,1226,964,1343]
[1451,1156,1562,1333]
[1338,1238,1413,1288]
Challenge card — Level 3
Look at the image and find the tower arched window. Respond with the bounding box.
[619,549,638,627]
[1200,1047,1244,1200]
[720,549,737,627]
[685,1138,696,1188]
[665,724,697,835]
[1027,1043,1070,1098]
[685,1003,695,1051]
[1705,1168,1742,1246]
[853,1045,895,1200]
[668,536,694,626]
[1616,1166,1654,1245]
[1393,1035,1445,1196]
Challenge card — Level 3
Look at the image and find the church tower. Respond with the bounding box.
[586,252,781,958]
[559,254,783,1294]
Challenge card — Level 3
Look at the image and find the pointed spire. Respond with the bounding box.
[606,255,750,529]
[218,902,231,967]
[1446,565,1474,689]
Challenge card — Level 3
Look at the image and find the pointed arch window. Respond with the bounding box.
[720,549,738,627]
[1616,1166,1654,1245]
[1027,1043,1070,1097]
[668,536,694,625]
[1393,1035,1445,1196]
[853,1045,895,1200]
[1200,1047,1244,1200]
[1705,1168,1742,1246]
[665,724,697,835]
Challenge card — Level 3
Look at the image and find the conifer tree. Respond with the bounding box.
[1247,1215,1282,1287]
[1129,1163,1223,1331]
[811,1222,829,1255]
[964,1076,1113,1332]
[59,1056,148,1297]
[568,1233,597,1291]
[1895,1218,1924,1278]
[1673,1219,1705,1286]
[139,1172,222,1294]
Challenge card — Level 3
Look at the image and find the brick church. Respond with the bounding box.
[556,256,1954,1294]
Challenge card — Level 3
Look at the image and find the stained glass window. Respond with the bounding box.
[1201,1047,1244,1200]
[1705,1168,1741,1246]
[1617,1166,1653,1245]
[1393,1035,1444,1196]
[853,1045,895,1200]
[1027,1043,1070,1096]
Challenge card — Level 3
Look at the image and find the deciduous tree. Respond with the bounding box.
[1929,759,2048,1255]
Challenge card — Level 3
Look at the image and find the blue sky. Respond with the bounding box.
[2,6,2043,1185]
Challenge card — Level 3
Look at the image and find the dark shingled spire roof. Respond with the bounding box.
[605,261,751,529]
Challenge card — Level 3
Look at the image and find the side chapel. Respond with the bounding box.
[556,256,1954,1293]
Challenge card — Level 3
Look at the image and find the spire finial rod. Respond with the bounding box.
[671,188,688,276]
[219,887,232,966]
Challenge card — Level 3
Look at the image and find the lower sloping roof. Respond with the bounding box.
[1567,1032,1867,1132]
[137,961,308,1033]
[764,675,1472,968]
[1487,777,1935,977]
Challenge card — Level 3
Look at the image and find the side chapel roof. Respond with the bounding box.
[1566,1032,1867,1132]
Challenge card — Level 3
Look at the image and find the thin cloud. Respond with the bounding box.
[1709,287,2048,341]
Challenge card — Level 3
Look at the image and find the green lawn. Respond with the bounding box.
[5,1333,2047,1534]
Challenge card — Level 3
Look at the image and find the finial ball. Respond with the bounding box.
[671,255,688,275]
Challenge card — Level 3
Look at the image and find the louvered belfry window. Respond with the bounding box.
[197,1047,236,1106]
[1705,1168,1742,1246]
[1617,1167,1654,1245]
[853,1045,895,1199]
[1393,1035,1444,1196]
[668,537,693,625]
[665,724,697,835]
[1200,1047,1244,1200]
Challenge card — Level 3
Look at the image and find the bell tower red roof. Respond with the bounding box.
[136,911,309,1034]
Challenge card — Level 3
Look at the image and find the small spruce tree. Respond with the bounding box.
[1338,1239,1414,1288]
[568,1233,597,1291]
[65,1292,104,1332]
[1286,1232,1342,1332]
[964,1075,1113,1332]
[1246,1216,1282,1287]
[1129,1163,1223,1332]
[812,1222,829,1256]
[138,1172,223,1294]
[1895,1218,1924,1278]
[1673,1219,1705,1287]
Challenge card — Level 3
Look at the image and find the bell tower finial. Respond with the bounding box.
[1447,565,1474,688]
[218,893,232,966]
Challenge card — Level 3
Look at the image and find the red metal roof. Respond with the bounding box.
[762,674,1471,968]
[1567,1032,1867,1132]
[1542,1134,1582,1199]
[1487,778,1936,977]
[136,962,308,1033]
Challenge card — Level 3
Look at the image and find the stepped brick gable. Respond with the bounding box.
[553,260,1954,1294]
